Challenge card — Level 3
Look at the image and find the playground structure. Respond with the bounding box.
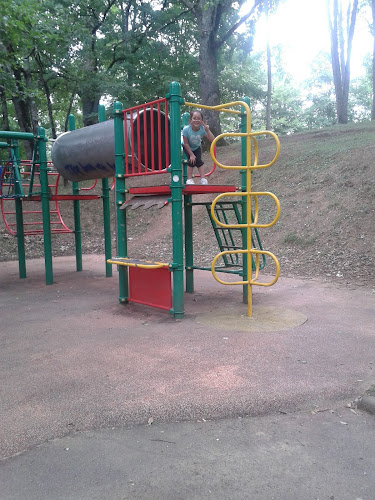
[0,107,112,284]
[1,81,280,318]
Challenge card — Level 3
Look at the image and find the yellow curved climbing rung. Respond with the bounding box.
[210,191,280,229]
[184,101,243,115]
[211,249,280,287]
[210,131,280,170]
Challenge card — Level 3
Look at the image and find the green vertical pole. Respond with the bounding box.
[113,101,128,302]
[98,105,112,277]
[181,112,190,184]
[38,127,53,285]
[15,197,26,278]
[10,142,24,197]
[69,114,82,272]
[182,112,194,293]
[168,82,184,318]
[240,97,250,303]
[11,141,26,278]
[184,193,194,293]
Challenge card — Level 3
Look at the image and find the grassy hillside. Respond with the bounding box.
[1,121,374,287]
[252,123,375,287]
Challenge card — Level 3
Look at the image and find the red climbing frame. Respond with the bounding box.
[123,98,170,177]
[1,162,72,236]
[0,161,101,236]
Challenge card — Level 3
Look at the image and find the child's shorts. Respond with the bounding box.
[183,146,204,168]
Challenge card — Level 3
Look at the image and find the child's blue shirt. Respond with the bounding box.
[182,125,207,151]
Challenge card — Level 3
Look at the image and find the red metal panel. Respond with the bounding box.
[129,266,172,311]
[182,185,238,195]
[128,185,171,195]
[127,185,238,196]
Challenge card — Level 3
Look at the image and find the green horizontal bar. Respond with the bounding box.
[191,265,243,275]
[0,142,8,148]
[0,131,34,141]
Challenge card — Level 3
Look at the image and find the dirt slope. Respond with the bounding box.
[1,122,374,287]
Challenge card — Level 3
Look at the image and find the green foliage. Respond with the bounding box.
[0,0,374,142]
[302,52,336,129]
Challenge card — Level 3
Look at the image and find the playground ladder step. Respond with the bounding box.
[206,201,266,271]
[107,257,169,269]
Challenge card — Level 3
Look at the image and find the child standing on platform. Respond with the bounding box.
[182,110,215,185]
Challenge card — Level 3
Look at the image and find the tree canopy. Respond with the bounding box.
[0,0,373,152]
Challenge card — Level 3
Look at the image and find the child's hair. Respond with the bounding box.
[189,110,204,120]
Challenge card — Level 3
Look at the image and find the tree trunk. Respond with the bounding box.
[24,59,39,134]
[4,44,35,157]
[371,0,375,120]
[12,96,34,159]
[35,54,57,138]
[265,1,272,131]
[64,92,76,132]
[43,79,57,139]
[199,33,221,137]
[0,88,10,130]
[328,0,358,124]
[198,6,221,138]
[80,39,100,126]
[81,94,100,126]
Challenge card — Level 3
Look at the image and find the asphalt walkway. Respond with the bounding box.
[1,255,374,499]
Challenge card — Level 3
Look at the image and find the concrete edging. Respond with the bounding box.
[357,395,375,415]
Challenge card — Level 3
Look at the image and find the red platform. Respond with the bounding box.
[26,195,101,201]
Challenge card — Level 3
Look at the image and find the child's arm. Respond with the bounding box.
[203,123,215,142]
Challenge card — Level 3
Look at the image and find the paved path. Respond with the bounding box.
[1,255,374,498]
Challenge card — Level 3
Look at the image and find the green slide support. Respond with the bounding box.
[68,114,83,272]
[98,104,112,278]
[11,141,26,279]
[38,127,53,285]
[182,111,194,293]
[168,82,184,318]
[113,101,128,303]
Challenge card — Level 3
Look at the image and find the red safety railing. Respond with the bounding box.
[123,98,170,177]
[1,162,72,236]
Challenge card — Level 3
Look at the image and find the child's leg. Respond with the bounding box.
[197,165,208,184]
[187,166,194,180]
[197,165,205,178]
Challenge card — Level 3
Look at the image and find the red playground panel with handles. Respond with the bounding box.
[129,266,172,310]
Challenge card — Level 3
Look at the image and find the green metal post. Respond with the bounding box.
[38,127,53,285]
[184,193,194,293]
[168,82,184,318]
[10,142,24,197]
[113,101,128,302]
[14,198,26,278]
[240,97,250,303]
[181,112,190,184]
[68,114,83,272]
[182,111,194,292]
[98,105,112,277]
[11,141,26,278]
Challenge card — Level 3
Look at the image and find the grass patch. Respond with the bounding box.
[283,232,317,247]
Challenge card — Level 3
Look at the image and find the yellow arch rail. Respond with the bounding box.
[211,249,280,287]
[186,100,281,317]
[107,257,169,269]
